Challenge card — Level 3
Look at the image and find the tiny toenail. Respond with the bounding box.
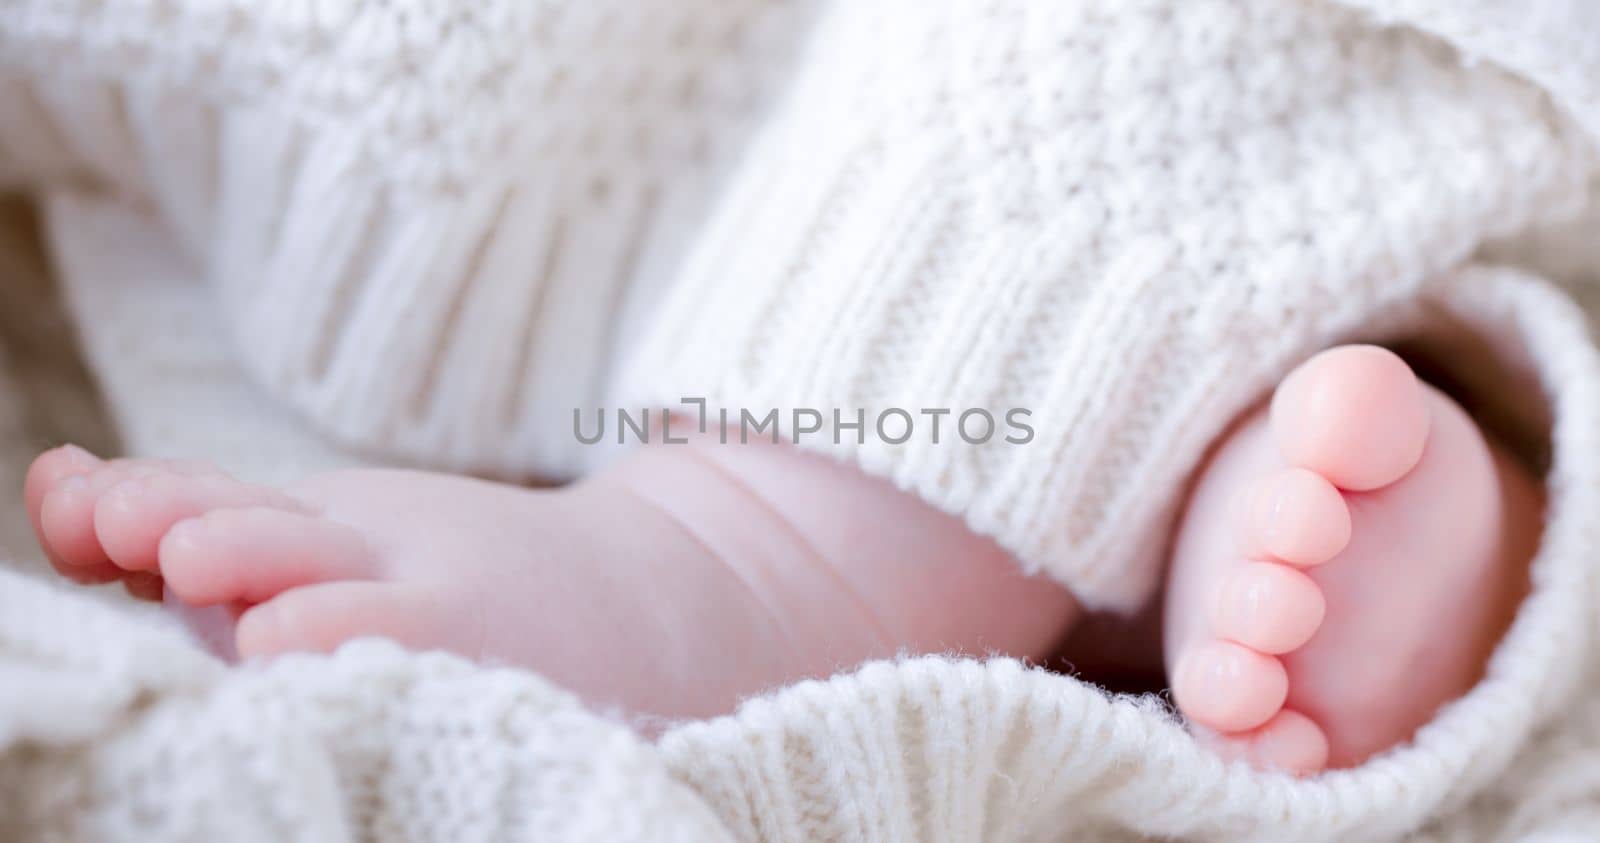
[1266,502,1307,544]
[1177,647,1230,704]
[1260,476,1298,527]
[1189,648,1231,685]
[57,474,89,492]
[1223,575,1268,623]
[104,480,150,507]
[165,519,205,549]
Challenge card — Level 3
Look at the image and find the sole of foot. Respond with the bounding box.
[1163,345,1539,774]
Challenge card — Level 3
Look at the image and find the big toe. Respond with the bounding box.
[40,465,131,573]
[26,445,101,533]
[1270,345,1429,492]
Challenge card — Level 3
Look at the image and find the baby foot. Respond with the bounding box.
[1163,345,1541,773]
[25,435,1076,721]
[25,451,767,719]
[24,453,479,656]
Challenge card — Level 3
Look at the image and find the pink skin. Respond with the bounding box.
[24,345,1539,771]
[1164,345,1540,773]
[23,429,1079,721]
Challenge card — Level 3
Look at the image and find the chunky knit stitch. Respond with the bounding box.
[0,0,811,481]
[627,0,1597,607]
[1,268,1599,843]
[3,0,1597,608]
[0,0,1599,840]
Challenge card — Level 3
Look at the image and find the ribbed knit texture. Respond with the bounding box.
[3,0,1594,607]
[1,270,1598,841]
[0,575,737,842]
[0,0,811,479]
[2,0,1600,840]
[624,0,1597,607]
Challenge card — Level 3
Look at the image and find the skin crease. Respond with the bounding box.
[25,345,1539,771]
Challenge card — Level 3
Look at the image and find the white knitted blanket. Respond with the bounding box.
[4,1,1600,840]
[0,201,1598,843]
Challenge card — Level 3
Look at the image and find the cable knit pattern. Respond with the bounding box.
[2,0,1600,840]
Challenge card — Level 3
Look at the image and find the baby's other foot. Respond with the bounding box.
[1163,345,1541,773]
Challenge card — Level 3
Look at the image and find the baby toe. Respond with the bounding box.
[1270,345,1429,492]
[1246,710,1330,775]
[161,508,375,606]
[1173,640,1288,734]
[94,471,308,573]
[236,582,479,660]
[1241,468,1350,566]
[1212,561,1325,654]
[40,469,130,572]
[1202,710,1329,776]
[25,445,100,537]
